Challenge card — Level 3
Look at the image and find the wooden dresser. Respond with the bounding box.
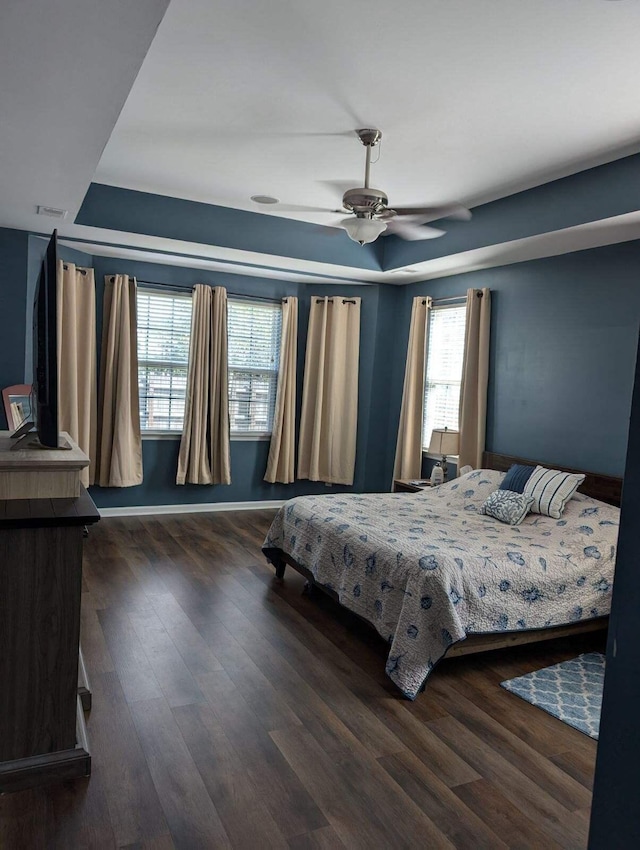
[0,434,99,792]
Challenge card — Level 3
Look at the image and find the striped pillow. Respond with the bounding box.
[523,466,585,518]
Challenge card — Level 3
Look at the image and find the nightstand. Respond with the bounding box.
[393,479,432,493]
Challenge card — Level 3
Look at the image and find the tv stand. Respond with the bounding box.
[0,430,85,498]
[11,430,73,452]
[0,433,98,792]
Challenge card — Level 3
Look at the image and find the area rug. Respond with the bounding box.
[500,652,605,739]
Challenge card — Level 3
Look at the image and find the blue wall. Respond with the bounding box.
[89,254,392,509]
[589,326,640,847]
[1,224,639,503]
[383,152,640,269]
[391,241,640,478]
[0,228,29,427]
[78,183,384,271]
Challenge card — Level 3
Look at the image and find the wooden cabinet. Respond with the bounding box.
[0,487,99,791]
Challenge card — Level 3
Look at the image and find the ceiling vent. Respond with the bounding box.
[37,205,68,219]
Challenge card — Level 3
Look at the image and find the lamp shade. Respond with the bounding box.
[428,428,459,456]
[341,217,388,245]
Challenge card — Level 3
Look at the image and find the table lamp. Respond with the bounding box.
[428,427,460,482]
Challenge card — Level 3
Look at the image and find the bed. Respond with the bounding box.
[262,454,622,699]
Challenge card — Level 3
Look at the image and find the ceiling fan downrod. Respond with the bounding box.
[356,128,381,189]
[341,129,388,221]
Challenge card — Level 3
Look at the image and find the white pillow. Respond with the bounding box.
[523,465,585,519]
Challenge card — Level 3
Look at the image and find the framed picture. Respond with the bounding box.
[2,384,33,430]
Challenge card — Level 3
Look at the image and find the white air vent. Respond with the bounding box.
[37,205,68,219]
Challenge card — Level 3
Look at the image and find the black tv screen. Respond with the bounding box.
[32,230,59,448]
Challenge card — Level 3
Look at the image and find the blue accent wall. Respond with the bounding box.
[77,183,384,271]
[589,327,640,848]
[395,241,640,478]
[2,223,639,502]
[89,253,394,508]
[383,152,640,269]
[0,228,29,427]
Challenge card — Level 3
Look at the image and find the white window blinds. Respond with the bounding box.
[422,304,467,450]
[228,299,282,435]
[137,289,192,432]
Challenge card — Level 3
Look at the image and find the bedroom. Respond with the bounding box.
[1,0,640,847]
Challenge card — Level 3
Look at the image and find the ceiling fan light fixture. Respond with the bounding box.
[341,216,387,245]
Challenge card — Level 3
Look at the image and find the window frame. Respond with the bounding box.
[136,288,283,441]
[421,301,467,458]
[137,286,192,439]
[227,297,282,439]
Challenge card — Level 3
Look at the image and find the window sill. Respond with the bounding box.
[141,432,272,442]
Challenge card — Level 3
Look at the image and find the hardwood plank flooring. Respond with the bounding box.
[0,509,602,849]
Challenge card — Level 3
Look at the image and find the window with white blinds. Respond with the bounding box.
[227,299,282,435]
[137,289,192,432]
[422,304,467,451]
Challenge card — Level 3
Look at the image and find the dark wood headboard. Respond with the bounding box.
[483,451,623,507]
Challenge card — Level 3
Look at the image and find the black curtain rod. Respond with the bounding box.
[63,264,87,275]
[111,277,283,304]
[315,298,357,304]
[421,291,483,306]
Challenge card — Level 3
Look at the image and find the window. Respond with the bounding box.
[137,289,191,432]
[136,289,282,437]
[422,304,466,451]
[227,299,282,435]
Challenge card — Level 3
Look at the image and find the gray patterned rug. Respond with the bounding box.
[500,652,605,739]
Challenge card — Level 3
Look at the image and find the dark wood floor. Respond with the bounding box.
[0,509,602,849]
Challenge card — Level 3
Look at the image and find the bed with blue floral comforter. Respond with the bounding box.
[263,470,619,699]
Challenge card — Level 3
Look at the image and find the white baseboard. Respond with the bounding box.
[98,499,286,518]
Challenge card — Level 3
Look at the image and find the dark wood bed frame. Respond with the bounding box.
[265,452,622,659]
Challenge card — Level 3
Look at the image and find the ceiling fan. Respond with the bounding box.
[300,128,472,245]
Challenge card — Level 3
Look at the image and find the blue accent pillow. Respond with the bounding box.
[499,464,535,494]
[481,490,534,526]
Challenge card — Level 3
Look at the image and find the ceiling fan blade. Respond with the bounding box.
[384,220,445,241]
[392,204,472,222]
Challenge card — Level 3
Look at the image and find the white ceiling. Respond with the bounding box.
[2,0,640,283]
[0,0,170,235]
[95,0,640,224]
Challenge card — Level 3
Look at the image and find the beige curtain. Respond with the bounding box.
[57,261,97,486]
[298,296,361,485]
[97,275,143,487]
[393,296,431,480]
[264,296,298,484]
[458,288,491,469]
[177,284,231,485]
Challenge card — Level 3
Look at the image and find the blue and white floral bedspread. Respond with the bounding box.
[263,470,619,699]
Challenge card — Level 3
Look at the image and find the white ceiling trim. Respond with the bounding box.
[18,219,385,280]
[59,240,372,286]
[49,211,640,286]
[402,211,640,281]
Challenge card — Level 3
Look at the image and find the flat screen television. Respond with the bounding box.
[12,229,59,448]
[33,229,59,447]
